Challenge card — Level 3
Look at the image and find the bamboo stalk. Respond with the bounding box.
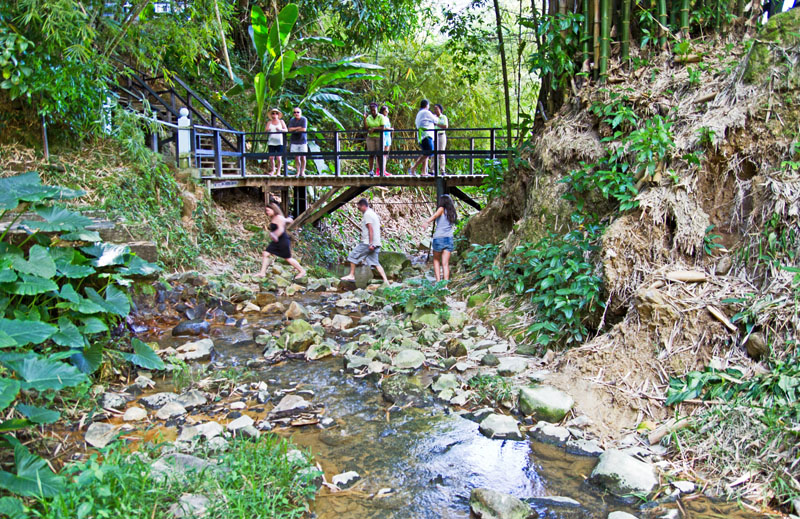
[599,0,610,81]
[582,0,591,65]
[736,0,745,17]
[593,0,601,77]
[657,0,668,48]
[621,0,632,60]
[680,0,690,38]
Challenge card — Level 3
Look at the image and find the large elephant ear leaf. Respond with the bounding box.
[52,317,85,348]
[85,286,129,317]
[2,274,59,296]
[9,245,56,279]
[0,318,56,347]
[0,172,56,211]
[0,353,88,391]
[122,338,165,370]
[0,496,27,519]
[0,378,20,412]
[118,256,161,277]
[22,206,93,233]
[16,404,59,424]
[0,443,65,498]
[81,243,130,267]
[71,341,104,374]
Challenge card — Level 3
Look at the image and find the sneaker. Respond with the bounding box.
[383,171,392,177]
[369,170,375,177]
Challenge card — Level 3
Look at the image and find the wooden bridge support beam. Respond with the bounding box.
[297,186,369,229]
[448,186,482,211]
[292,186,308,218]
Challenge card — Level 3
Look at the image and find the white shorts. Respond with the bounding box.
[290,143,308,154]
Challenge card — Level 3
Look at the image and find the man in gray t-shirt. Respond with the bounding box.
[341,198,389,284]
[287,107,308,177]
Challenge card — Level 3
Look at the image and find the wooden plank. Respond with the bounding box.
[301,186,369,228]
[288,187,342,230]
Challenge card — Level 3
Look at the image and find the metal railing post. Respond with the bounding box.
[433,128,439,177]
[469,137,475,176]
[190,126,197,168]
[334,131,340,177]
[283,142,289,176]
[214,129,222,178]
[239,133,246,177]
[490,128,496,160]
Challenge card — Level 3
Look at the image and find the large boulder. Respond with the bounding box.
[284,301,309,320]
[518,385,574,422]
[469,488,531,519]
[305,343,333,360]
[379,251,411,277]
[172,319,210,337]
[589,449,659,497]
[175,338,214,362]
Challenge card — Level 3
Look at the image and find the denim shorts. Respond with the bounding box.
[432,236,454,252]
[419,136,434,157]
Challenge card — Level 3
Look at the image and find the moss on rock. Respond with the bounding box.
[744,8,800,87]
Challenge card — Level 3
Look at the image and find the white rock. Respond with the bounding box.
[123,407,148,422]
[497,357,528,376]
[156,401,187,420]
[230,401,246,410]
[227,415,254,431]
[671,480,696,494]
[269,395,311,418]
[478,414,524,441]
[168,493,210,518]
[176,339,214,362]
[175,389,207,409]
[85,422,117,449]
[608,513,640,519]
[332,471,361,489]
[529,421,571,445]
[330,314,354,330]
[590,449,659,497]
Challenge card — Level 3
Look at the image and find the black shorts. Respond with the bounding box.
[268,144,284,154]
[419,136,434,157]
[265,232,292,259]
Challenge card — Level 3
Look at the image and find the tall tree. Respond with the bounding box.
[493,0,513,147]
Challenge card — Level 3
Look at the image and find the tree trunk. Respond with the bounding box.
[493,0,514,147]
[621,0,631,59]
[213,0,235,81]
[593,0,601,77]
[582,0,591,65]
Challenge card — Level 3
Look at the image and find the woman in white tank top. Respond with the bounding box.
[266,109,287,176]
[424,194,458,282]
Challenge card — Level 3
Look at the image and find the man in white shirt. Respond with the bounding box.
[407,99,438,176]
[341,198,389,284]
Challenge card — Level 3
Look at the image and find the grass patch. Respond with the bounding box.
[30,435,320,519]
[467,374,514,407]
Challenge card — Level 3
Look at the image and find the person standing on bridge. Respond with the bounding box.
[340,198,389,284]
[380,105,393,177]
[363,102,387,176]
[287,107,308,177]
[408,99,438,176]
[256,201,306,280]
[432,104,448,175]
[424,194,457,282]
[266,108,287,176]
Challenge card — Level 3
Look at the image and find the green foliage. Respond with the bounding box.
[380,279,449,314]
[703,225,723,255]
[0,171,161,501]
[462,243,500,284]
[467,374,513,406]
[477,159,507,201]
[31,436,320,518]
[526,12,585,90]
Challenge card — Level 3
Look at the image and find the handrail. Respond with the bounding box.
[126,73,180,120]
[171,75,235,131]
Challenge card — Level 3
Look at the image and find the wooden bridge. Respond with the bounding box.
[114,69,510,225]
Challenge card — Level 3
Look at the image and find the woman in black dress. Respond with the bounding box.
[256,202,306,279]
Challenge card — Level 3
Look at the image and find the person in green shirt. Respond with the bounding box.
[433,104,449,174]
[363,102,387,176]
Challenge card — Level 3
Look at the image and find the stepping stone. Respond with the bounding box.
[478,413,523,441]
[85,422,117,449]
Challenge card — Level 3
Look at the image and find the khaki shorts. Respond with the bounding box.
[366,136,382,152]
[347,243,381,267]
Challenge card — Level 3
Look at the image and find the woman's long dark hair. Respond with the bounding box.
[438,195,457,224]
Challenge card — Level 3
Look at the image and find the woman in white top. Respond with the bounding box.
[266,108,288,176]
[424,194,457,282]
[433,104,448,174]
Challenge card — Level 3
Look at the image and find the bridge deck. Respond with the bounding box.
[204,174,486,190]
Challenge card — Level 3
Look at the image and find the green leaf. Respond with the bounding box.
[250,5,269,62]
[55,259,95,279]
[79,317,108,334]
[22,206,93,232]
[16,404,59,424]
[0,330,17,349]
[57,284,105,314]
[58,229,101,242]
[118,256,161,277]
[9,245,56,278]
[0,353,88,391]
[122,339,165,370]
[0,319,56,346]
[0,172,59,211]
[70,342,104,374]
[0,420,32,433]
[2,274,58,295]
[0,257,17,282]
[85,286,129,317]
[0,378,20,412]
[52,317,84,348]
[0,443,65,497]
[81,243,130,267]
[0,496,27,519]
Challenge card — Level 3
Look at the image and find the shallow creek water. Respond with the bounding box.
[146,292,769,519]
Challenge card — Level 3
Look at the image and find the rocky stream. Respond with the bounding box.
[81,263,772,519]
